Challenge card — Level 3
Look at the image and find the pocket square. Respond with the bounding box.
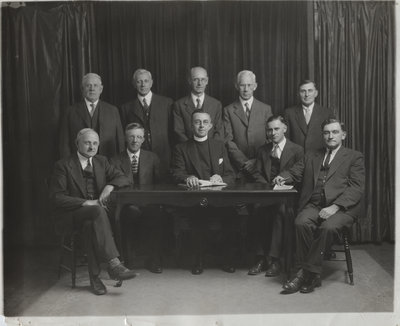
[218,158,223,165]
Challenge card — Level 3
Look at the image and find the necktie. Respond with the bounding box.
[89,103,95,117]
[271,144,279,158]
[83,159,93,176]
[245,102,251,120]
[196,98,201,110]
[143,98,149,111]
[323,150,332,169]
[304,107,311,125]
[131,154,138,175]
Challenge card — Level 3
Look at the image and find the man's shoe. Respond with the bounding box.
[222,265,236,273]
[248,259,266,275]
[265,261,281,277]
[300,273,321,293]
[90,275,107,295]
[108,263,137,281]
[148,258,163,274]
[191,263,203,275]
[281,269,307,294]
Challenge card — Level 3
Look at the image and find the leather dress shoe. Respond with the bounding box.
[281,269,307,294]
[108,263,137,281]
[90,275,107,295]
[148,258,163,274]
[222,265,236,273]
[248,259,266,275]
[300,273,321,293]
[191,263,203,275]
[265,261,281,277]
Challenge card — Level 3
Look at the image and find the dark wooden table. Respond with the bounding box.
[111,183,298,271]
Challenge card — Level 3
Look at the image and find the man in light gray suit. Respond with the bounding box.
[223,70,273,180]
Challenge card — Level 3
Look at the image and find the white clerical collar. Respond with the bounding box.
[127,149,141,159]
[191,93,205,107]
[302,102,315,112]
[77,151,92,169]
[239,96,254,109]
[138,91,152,106]
[194,135,208,142]
[84,98,99,110]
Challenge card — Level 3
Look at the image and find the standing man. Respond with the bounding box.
[173,66,223,143]
[284,80,335,152]
[59,73,124,159]
[274,119,365,294]
[50,129,136,296]
[120,69,174,181]
[111,123,166,273]
[248,116,303,277]
[224,70,272,180]
[171,110,238,275]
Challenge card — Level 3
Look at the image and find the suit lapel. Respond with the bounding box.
[133,98,145,123]
[138,150,149,184]
[233,101,248,126]
[77,102,91,127]
[69,155,86,197]
[326,146,347,181]
[121,151,133,180]
[280,142,291,170]
[295,106,308,136]
[263,144,272,182]
[185,96,196,113]
[312,150,325,188]
[208,139,219,174]
[187,140,203,178]
[93,156,105,191]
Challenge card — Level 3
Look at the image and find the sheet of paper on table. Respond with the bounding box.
[273,184,294,190]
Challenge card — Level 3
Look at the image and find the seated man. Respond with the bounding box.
[274,119,365,294]
[111,122,166,273]
[50,128,136,296]
[248,116,303,277]
[171,109,238,275]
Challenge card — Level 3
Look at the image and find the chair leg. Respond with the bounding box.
[71,234,76,288]
[58,235,65,279]
[343,234,354,285]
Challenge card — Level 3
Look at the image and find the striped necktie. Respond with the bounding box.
[245,102,251,120]
[131,154,138,175]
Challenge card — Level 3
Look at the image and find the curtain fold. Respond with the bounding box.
[2,1,393,245]
[314,1,395,241]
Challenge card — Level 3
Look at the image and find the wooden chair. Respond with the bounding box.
[329,227,354,285]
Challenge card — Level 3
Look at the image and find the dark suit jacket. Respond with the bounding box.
[173,94,223,143]
[252,139,304,184]
[171,138,235,185]
[110,150,160,185]
[49,154,131,218]
[224,98,272,170]
[120,94,173,177]
[280,146,365,218]
[284,103,335,152]
[59,100,125,158]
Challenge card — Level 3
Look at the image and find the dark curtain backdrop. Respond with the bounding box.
[314,1,395,242]
[2,1,310,246]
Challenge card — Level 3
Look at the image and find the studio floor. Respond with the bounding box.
[4,242,394,322]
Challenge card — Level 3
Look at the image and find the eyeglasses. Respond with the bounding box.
[128,135,144,141]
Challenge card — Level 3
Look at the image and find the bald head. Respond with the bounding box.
[188,66,208,96]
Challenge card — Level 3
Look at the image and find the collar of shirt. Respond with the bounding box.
[84,98,99,111]
[77,151,93,169]
[127,149,140,161]
[194,135,208,142]
[191,93,205,107]
[138,91,153,106]
[272,137,286,158]
[239,96,254,112]
[302,102,315,115]
[324,145,341,164]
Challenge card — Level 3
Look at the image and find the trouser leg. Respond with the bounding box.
[302,211,354,274]
[74,206,120,271]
